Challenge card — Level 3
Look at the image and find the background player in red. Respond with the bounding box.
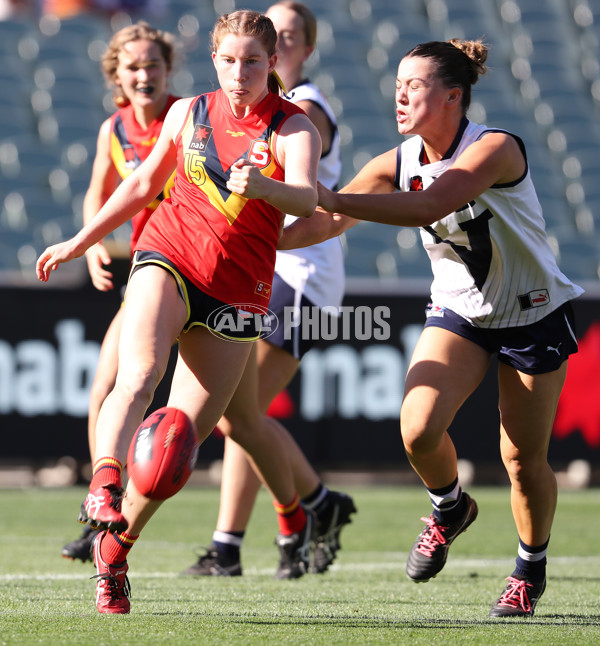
[61,21,179,562]
[181,0,355,581]
[37,10,322,614]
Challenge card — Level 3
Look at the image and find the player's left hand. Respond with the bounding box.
[226,159,267,199]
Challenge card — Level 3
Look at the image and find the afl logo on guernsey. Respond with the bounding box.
[189,124,213,152]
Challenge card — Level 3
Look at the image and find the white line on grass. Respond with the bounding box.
[2,555,599,582]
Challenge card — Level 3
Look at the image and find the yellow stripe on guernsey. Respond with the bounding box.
[180,110,279,226]
[110,130,131,181]
[109,131,175,210]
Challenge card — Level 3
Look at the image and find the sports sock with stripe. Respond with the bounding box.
[513,537,549,583]
[427,477,466,523]
[100,531,139,565]
[89,457,123,490]
[274,492,306,536]
[212,530,244,561]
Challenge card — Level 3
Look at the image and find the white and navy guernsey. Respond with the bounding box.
[275,80,345,312]
[395,117,583,328]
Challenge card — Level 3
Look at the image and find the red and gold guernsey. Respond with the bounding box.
[136,89,305,309]
[109,94,178,252]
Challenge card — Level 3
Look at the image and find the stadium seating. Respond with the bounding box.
[0,0,598,282]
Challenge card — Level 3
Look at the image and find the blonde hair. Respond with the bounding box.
[210,10,281,94]
[102,21,175,108]
[406,39,488,113]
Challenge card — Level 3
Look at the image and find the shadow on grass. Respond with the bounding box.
[147,609,600,628]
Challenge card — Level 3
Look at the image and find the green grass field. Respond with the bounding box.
[0,485,598,645]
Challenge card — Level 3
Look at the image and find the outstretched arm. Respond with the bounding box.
[317,132,525,227]
[36,99,191,282]
[279,146,399,249]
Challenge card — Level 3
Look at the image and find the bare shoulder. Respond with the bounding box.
[473,130,526,182]
[161,97,196,140]
[91,117,116,162]
[167,97,195,120]
[278,109,316,134]
[477,130,523,155]
[95,116,114,146]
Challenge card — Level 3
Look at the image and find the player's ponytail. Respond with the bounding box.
[269,70,290,96]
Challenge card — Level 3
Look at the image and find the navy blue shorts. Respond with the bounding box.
[261,272,321,360]
[423,301,578,374]
[130,250,263,341]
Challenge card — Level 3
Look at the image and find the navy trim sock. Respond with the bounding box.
[513,537,549,583]
[427,477,466,523]
[302,483,329,514]
[212,530,244,562]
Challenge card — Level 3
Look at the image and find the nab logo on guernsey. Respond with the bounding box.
[206,304,279,342]
[189,124,213,152]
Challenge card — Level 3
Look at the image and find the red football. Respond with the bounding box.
[127,407,199,501]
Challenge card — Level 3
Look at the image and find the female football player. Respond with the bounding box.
[37,10,321,614]
[280,39,583,618]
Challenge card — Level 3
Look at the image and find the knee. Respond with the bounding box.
[115,362,163,410]
[217,416,235,439]
[501,445,550,486]
[401,427,424,456]
[224,412,275,453]
[219,411,253,444]
[400,411,439,457]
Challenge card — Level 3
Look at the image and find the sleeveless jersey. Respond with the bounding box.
[136,89,305,309]
[275,80,345,311]
[395,118,583,328]
[109,94,178,252]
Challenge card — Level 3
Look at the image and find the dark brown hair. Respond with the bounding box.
[405,39,488,112]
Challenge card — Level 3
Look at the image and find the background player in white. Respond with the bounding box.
[181,1,355,580]
[281,39,583,618]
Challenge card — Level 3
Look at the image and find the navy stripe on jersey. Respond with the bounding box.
[190,95,284,204]
[112,115,141,168]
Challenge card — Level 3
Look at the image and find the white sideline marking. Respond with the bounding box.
[2,556,599,582]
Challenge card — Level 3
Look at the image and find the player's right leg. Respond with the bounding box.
[402,326,490,583]
[80,265,188,533]
[88,307,124,464]
[93,320,255,613]
[62,308,123,561]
